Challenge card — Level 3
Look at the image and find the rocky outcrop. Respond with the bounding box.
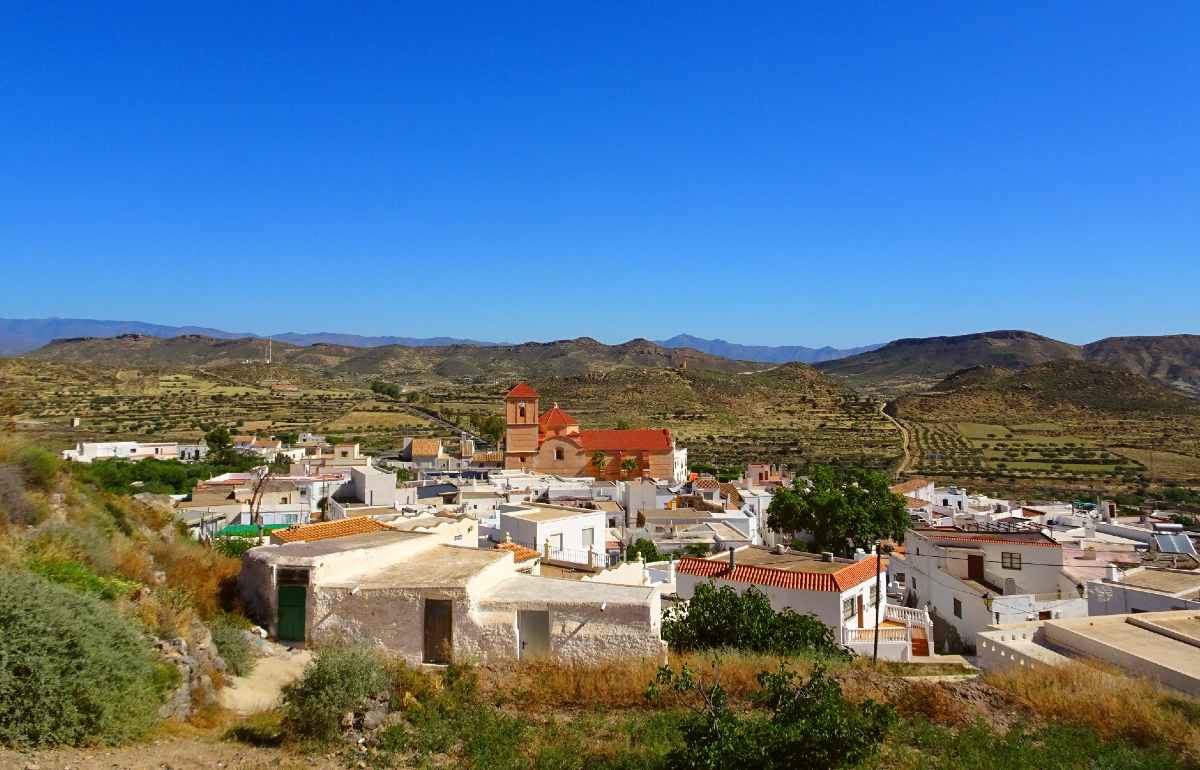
[156,621,228,720]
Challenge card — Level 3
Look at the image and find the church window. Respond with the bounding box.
[554,447,564,461]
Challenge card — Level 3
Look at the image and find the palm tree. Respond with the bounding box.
[591,451,608,475]
[621,457,639,479]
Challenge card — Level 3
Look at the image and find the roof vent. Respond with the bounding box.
[772,543,786,554]
[727,546,736,569]
[821,551,834,562]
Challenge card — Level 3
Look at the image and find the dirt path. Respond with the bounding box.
[218,647,312,715]
[0,736,343,770]
[878,401,913,477]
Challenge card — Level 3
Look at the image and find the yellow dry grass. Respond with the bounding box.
[985,661,1200,764]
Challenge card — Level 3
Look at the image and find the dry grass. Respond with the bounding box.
[986,662,1200,764]
[475,651,824,709]
[149,540,241,619]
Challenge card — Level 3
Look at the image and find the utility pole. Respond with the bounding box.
[872,542,890,665]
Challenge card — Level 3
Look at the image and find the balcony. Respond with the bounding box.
[841,605,933,659]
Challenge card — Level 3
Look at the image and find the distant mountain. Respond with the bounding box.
[25,334,757,380]
[817,329,1200,398]
[1082,334,1200,398]
[657,334,882,364]
[815,330,1080,396]
[0,318,494,356]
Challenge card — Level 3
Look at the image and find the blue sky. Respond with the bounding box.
[1,2,1197,347]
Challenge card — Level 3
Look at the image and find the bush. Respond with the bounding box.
[16,446,59,491]
[648,663,893,770]
[211,619,257,677]
[282,644,391,742]
[663,583,846,658]
[27,558,138,600]
[212,537,256,559]
[0,570,166,746]
[0,464,38,526]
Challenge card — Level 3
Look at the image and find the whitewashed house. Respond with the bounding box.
[495,503,609,567]
[675,545,932,660]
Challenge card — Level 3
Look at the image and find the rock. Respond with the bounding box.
[363,708,387,730]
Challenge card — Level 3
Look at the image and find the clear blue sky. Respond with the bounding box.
[2,2,1197,347]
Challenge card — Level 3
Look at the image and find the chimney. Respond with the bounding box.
[821,551,834,562]
[772,543,785,554]
[1106,564,1121,583]
[728,546,736,569]
[853,548,868,562]
[667,554,676,582]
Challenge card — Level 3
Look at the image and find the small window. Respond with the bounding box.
[1001,552,1022,570]
[843,597,855,620]
[582,527,595,547]
[869,584,878,606]
[953,598,962,618]
[518,401,527,419]
[554,447,564,461]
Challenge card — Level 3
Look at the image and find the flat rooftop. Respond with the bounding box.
[1119,568,1200,596]
[1045,613,1200,682]
[484,573,656,606]
[354,545,508,589]
[501,504,596,523]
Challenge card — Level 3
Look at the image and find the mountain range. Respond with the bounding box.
[0,318,872,363]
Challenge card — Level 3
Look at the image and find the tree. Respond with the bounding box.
[625,538,663,563]
[205,425,233,458]
[766,465,906,556]
[591,451,609,475]
[621,457,640,478]
[615,418,632,430]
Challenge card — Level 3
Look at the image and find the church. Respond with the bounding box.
[502,383,687,483]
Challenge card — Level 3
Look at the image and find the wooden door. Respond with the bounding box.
[968,554,984,582]
[277,585,307,642]
[423,599,453,664]
[856,594,864,628]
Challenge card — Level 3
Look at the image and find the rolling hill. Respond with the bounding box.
[817,330,1200,398]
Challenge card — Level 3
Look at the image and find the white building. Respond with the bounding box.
[239,527,664,663]
[901,528,1088,653]
[62,441,181,463]
[495,503,608,567]
[675,545,933,660]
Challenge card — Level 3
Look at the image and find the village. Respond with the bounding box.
[59,382,1200,693]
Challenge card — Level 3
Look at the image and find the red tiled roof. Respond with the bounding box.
[676,555,881,592]
[579,428,673,452]
[911,531,1061,549]
[903,496,929,509]
[507,382,539,398]
[538,405,578,429]
[273,517,390,543]
[495,541,541,562]
[694,478,720,490]
[890,478,931,495]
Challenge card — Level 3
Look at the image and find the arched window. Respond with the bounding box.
[518,401,526,419]
[554,447,564,461]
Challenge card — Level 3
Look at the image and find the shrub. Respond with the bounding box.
[663,583,846,658]
[149,539,240,619]
[648,663,893,770]
[211,620,257,677]
[0,570,165,746]
[16,446,59,491]
[27,558,139,600]
[212,536,256,559]
[282,644,391,742]
[0,464,38,526]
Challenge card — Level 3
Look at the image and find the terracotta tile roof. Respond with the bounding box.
[410,438,442,458]
[904,496,929,509]
[890,478,931,495]
[911,530,1061,549]
[693,478,720,490]
[538,405,579,429]
[273,517,390,543]
[719,483,744,507]
[579,428,673,452]
[495,541,540,562]
[506,382,539,398]
[676,555,881,592]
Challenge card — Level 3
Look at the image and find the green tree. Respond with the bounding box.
[621,457,640,478]
[476,415,506,446]
[590,451,609,475]
[204,425,234,462]
[625,538,663,563]
[766,465,906,556]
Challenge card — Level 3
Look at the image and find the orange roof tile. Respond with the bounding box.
[693,478,720,490]
[273,517,390,543]
[579,428,673,452]
[676,555,881,592]
[507,382,539,398]
[911,531,1061,548]
[904,496,929,509]
[538,405,579,429]
[495,541,541,562]
[890,478,931,495]
[409,438,442,458]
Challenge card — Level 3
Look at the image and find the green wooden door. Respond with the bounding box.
[277,585,307,642]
